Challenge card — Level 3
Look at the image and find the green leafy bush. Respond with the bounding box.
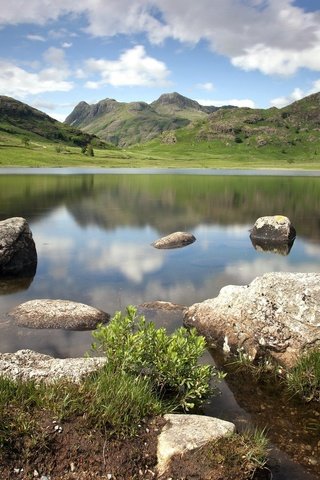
[92,306,222,409]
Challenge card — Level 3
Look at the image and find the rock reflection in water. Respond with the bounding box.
[0,275,35,295]
[250,237,295,256]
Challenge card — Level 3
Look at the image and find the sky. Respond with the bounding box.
[0,0,319,122]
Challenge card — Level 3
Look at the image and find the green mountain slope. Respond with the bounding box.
[0,96,106,148]
[192,92,320,147]
[65,92,230,147]
[129,91,320,162]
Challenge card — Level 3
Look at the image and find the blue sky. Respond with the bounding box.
[0,0,319,121]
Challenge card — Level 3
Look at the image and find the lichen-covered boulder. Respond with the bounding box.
[250,215,296,244]
[152,232,196,249]
[184,272,320,368]
[0,217,37,276]
[0,349,106,384]
[10,299,110,330]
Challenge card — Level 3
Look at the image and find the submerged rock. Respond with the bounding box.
[157,414,235,476]
[250,215,296,244]
[10,299,110,330]
[184,272,320,368]
[152,232,196,249]
[0,217,37,276]
[0,349,106,384]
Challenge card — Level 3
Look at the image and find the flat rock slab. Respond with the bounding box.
[0,217,37,276]
[152,232,196,249]
[10,299,110,330]
[0,349,106,384]
[184,272,320,368]
[157,414,235,475]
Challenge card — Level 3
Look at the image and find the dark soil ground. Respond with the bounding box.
[0,413,270,480]
[0,416,164,480]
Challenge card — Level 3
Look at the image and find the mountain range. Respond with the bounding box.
[65,92,233,147]
[0,91,319,155]
[65,91,320,150]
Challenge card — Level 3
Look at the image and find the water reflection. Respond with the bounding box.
[250,237,295,255]
[0,276,35,295]
[0,172,319,356]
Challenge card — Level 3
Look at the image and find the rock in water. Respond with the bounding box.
[10,299,110,330]
[250,215,296,244]
[152,232,196,249]
[0,217,37,276]
[184,272,320,368]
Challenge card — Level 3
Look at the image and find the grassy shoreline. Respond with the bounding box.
[1,141,320,170]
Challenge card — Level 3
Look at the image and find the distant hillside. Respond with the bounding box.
[0,96,107,148]
[190,91,320,148]
[65,92,233,147]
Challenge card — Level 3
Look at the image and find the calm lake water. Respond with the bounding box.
[0,169,320,358]
[1,169,319,479]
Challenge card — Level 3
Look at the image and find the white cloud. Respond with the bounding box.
[0,1,320,77]
[196,82,214,91]
[197,98,256,108]
[26,33,46,42]
[0,47,73,97]
[270,87,304,108]
[62,42,72,48]
[231,43,320,75]
[270,79,320,108]
[0,61,73,97]
[84,45,171,88]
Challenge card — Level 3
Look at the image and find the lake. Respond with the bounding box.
[1,168,319,479]
[0,168,320,358]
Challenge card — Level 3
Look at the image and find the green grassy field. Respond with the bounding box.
[1,129,320,169]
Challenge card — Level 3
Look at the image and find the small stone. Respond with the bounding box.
[107,474,112,480]
[152,232,196,249]
[70,462,75,472]
[34,470,39,477]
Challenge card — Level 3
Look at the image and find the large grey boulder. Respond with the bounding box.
[152,231,196,249]
[250,215,296,244]
[184,272,320,368]
[10,299,110,330]
[157,414,235,476]
[0,217,37,276]
[0,349,106,384]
